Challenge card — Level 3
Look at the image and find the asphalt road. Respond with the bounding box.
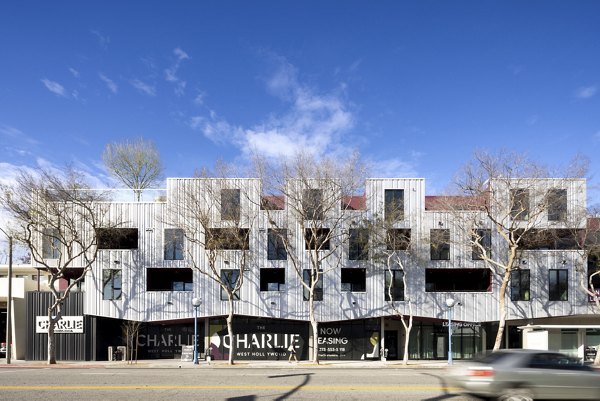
[0,366,480,401]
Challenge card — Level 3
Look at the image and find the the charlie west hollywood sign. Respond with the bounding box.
[36,316,84,334]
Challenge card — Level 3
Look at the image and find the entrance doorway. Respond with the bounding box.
[384,330,398,360]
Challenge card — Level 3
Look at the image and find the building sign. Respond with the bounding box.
[35,316,84,333]
[208,318,308,361]
[137,324,198,359]
[318,319,380,360]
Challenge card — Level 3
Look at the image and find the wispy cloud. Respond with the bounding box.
[90,29,110,49]
[41,78,68,97]
[193,91,206,106]
[99,73,118,94]
[164,47,189,96]
[526,114,539,126]
[370,157,419,178]
[130,79,156,96]
[190,56,354,160]
[575,85,597,99]
[0,124,40,146]
[69,67,80,78]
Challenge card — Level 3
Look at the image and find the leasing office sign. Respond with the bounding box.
[36,316,84,333]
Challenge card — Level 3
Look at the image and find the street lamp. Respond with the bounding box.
[445,297,456,365]
[192,297,201,365]
[0,228,12,365]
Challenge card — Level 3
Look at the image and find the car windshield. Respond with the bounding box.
[475,351,514,365]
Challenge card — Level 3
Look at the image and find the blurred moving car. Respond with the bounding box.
[446,349,600,401]
[0,342,6,356]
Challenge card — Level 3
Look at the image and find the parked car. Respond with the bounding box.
[446,349,600,400]
[0,342,6,355]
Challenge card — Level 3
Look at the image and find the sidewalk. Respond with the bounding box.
[0,358,456,369]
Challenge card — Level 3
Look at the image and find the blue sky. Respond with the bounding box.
[1,0,599,201]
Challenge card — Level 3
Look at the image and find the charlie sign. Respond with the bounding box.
[36,316,84,334]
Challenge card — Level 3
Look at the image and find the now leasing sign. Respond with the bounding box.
[36,316,84,334]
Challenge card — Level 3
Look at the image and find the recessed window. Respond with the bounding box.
[267,229,287,260]
[42,228,60,259]
[260,268,285,291]
[384,189,404,221]
[520,229,579,250]
[206,228,250,250]
[511,269,530,301]
[341,268,366,292]
[147,268,193,291]
[303,189,323,220]
[303,269,323,301]
[510,189,530,220]
[221,189,241,221]
[547,189,567,222]
[549,269,568,301]
[102,269,122,300]
[220,269,240,300]
[97,228,138,250]
[386,229,411,251]
[305,228,331,250]
[384,270,404,301]
[472,229,492,260]
[430,229,450,260]
[349,228,369,260]
[425,268,491,292]
[164,228,184,260]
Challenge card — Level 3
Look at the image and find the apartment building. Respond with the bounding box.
[17,177,600,361]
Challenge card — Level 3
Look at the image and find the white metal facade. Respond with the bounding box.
[59,177,592,326]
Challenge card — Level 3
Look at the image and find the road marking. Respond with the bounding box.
[0,384,459,391]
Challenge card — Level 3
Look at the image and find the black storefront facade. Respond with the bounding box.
[26,291,492,361]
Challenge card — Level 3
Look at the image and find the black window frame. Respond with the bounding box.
[260,268,286,292]
[384,189,405,221]
[164,228,184,260]
[549,269,568,301]
[341,268,366,292]
[304,228,331,250]
[425,268,491,292]
[221,188,241,221]
[303,189,323,220]
[348,228,369,260]
[547,188,567,222]
[206,228,250,250]
[472,229,492,260]
[386,228,411,251]
[42,227,60,259]
[97,228,139,250]
[146,268,193,292]
[220,269,241,300]
[384,269,405,301]
[102,269,122,300]
[510,188,530,220]
[510,269,531,301]
[303,269,323,301]
[430,229,450,260]
[267,229,287,260]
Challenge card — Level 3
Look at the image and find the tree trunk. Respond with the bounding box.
[309,293,319,364]
[47,309,56,364]
[493,269,511,351]
[226,297,235,365]
[401,315,413,365]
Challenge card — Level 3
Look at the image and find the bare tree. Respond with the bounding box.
[102,137,164,201]
[368,201,420,365]
[446,150,570,351]
[0,167,116,364]
[166,167,258,365]
[254,152,367,364]
[122,320,142,364]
